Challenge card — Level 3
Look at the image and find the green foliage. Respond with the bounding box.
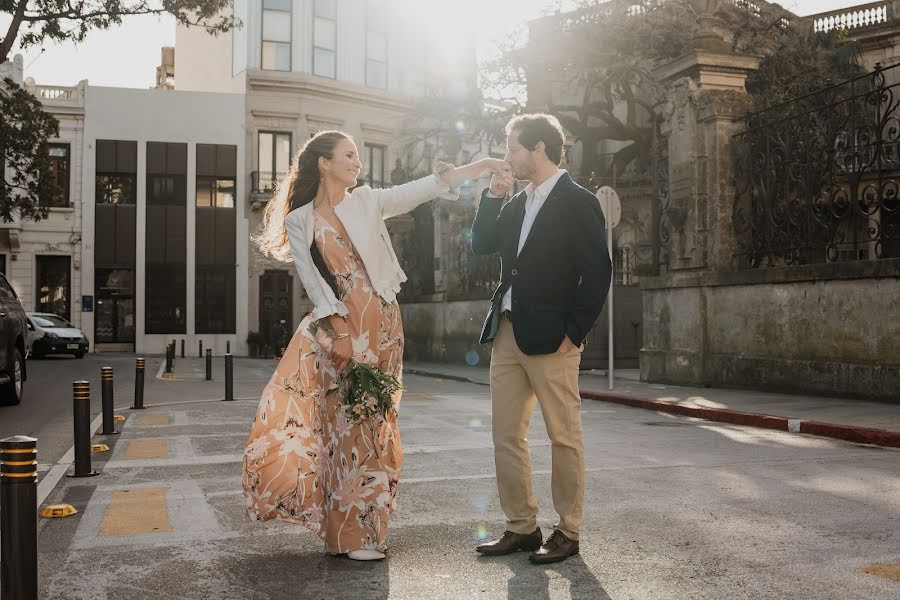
[481,0,857,179]
[308,319,402,423]
[0,77,58,222]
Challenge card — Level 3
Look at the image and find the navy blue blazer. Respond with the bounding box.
[471,172,612,355]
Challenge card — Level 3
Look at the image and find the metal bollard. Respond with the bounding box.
[132,358,146,410]
[205,349,212,381]
[199,339,203,358]
[180,339,185,358]
[224,353,234,402]
[1,435,38,600]
[69,381,98,478]
[226,340,231,354]
[165,344,173,374]
[100,367,118,435]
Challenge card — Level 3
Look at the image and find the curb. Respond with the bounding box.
[580,390,900,449]
[404,368,489,386]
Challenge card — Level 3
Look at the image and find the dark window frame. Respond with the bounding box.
[365,143,386,188]
[44,143,71,208]
[35,255,72,321]
[257,131,292,192]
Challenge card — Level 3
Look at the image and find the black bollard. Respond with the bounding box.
[132,358,145,410]
[224,353,234,402]
[180,339,185,358]
[226,340,231,354]
[1,435,38,600]
[100,367,118,435]
[199,339,203,358]
[165,344,173,374]
[205,349,212,381]
[69,381,98,478]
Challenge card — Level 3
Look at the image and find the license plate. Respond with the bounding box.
[66,344,79,350]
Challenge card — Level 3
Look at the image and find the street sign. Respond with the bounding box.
[595,186,621,229]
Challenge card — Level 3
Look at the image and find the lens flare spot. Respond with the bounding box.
[465,350,480,366]
[468,418,483,428]
[474,524,490,541]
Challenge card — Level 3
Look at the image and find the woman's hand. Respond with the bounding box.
[327,334,352,372]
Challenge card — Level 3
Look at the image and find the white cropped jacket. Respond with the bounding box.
[284,168,458,321]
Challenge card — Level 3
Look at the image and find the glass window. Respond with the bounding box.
[313,0,337,78]
[196,266,236,334]
[262,41,291,71]
[197,177,236,208]
[96,140,137,204]
[36,255,71,321]
[315,0,337,20]
[257,132,291,192]
[96,174,136,204]
[366,1,387,89]
[365,144,386,188]
[262,0,291,71]
[44,144,70,207]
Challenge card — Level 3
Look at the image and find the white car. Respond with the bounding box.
[26,312,90,358]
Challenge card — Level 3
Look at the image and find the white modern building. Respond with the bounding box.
[81,86,246,355]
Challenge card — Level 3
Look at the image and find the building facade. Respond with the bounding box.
[0,56,87,330]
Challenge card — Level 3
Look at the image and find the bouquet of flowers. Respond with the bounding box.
[309,320,402,423]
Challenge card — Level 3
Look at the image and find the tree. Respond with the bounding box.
[0,0,235,222]
[481,0,851,180]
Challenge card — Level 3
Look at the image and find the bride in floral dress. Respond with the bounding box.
[243,130,506,561]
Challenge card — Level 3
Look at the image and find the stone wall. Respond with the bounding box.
[640,259,900,399]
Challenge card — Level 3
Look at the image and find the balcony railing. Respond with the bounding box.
[811,2,893,33]
[251,171,286,194]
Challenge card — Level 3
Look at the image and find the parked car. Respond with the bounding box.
[0,273,28,406]
[27,313,90,359]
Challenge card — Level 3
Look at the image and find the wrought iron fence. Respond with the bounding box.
[732,62,900,267]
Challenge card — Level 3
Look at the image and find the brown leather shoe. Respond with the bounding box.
[476,528,543,556]
[529,529,579,564]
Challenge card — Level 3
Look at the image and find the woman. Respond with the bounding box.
[242,130,504,561]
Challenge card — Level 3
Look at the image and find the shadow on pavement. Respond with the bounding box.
[223,550,389,600]
[478,553,611,600]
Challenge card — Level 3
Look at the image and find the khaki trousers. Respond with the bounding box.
[489,317,585,540]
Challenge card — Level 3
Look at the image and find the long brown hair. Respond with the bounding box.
[254,131,350,262]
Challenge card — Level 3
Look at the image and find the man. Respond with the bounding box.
[471,114,611,564]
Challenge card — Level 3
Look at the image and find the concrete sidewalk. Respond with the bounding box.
[404,362,900,448]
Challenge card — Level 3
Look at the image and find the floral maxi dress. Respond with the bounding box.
[242,210,404,554]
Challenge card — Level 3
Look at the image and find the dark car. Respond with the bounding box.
[27,312,90,358]
[0,273,27,405]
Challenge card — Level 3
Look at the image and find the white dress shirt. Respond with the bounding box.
[501,169,567,313]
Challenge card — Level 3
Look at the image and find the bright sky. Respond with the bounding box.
[0,0,884,88]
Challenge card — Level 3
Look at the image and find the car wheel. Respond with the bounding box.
[0,348,24,406]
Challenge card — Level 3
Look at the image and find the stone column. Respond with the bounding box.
[653,50,760,272]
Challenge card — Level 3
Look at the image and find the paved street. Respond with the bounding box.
[15,357,898,599]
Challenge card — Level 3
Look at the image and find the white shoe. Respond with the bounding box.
[347,549,386,561]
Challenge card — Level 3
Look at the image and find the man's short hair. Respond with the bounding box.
[506,113,566,165]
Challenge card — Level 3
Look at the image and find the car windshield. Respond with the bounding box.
[31,315,72,328]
